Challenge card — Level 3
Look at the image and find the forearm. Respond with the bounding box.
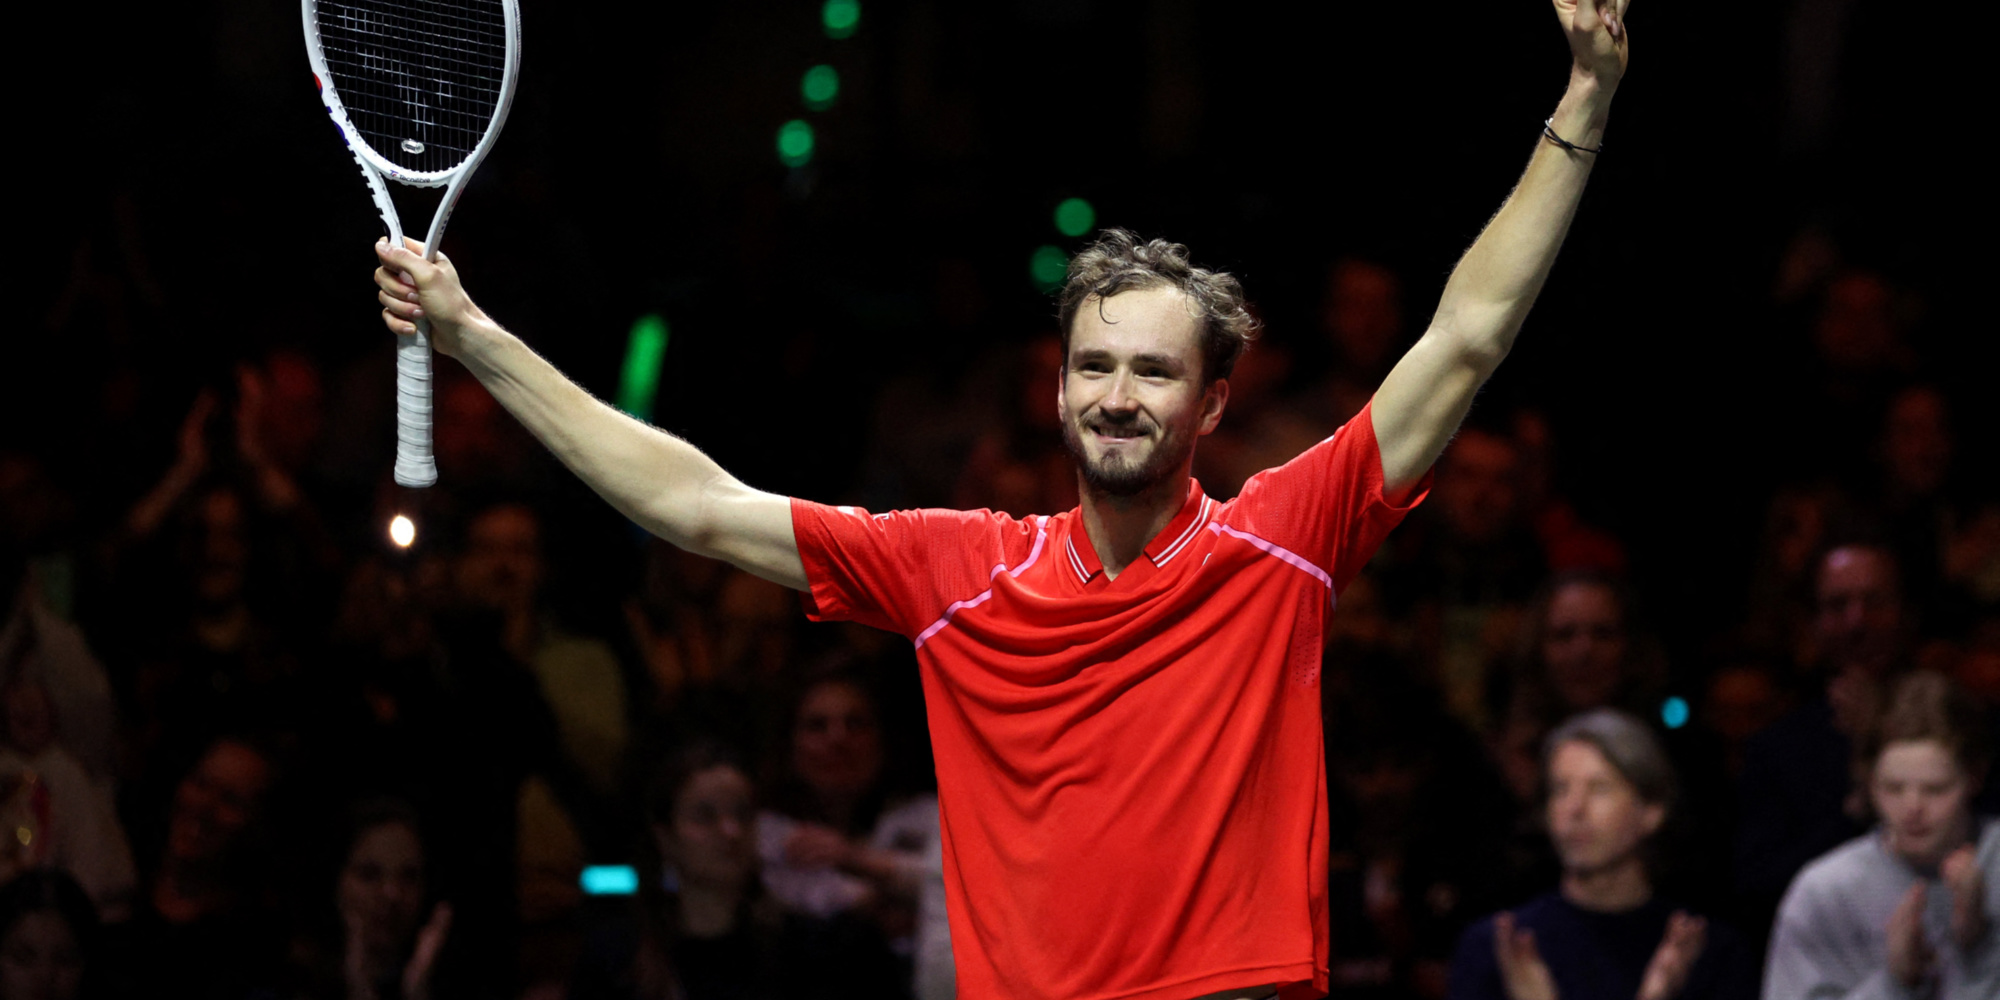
[1429,71,1614,363]
[453,320,801,583]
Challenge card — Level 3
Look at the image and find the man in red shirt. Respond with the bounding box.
[371,3,1632,996]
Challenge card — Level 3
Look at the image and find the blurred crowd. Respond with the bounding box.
[2,222,1997,1000]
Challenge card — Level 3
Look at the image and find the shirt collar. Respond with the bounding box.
[1064,480,1214,584]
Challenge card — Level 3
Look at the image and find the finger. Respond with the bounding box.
[383,308,420,338]
[1681,916,1708,958]
[375,238,439,286]
[379,290,425,319]
[1494,913,1519,971]
[375,266,419,299]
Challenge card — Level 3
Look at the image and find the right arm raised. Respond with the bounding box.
[374,239,807,591]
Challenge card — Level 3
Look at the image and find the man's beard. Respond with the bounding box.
[1061,411,1192,498]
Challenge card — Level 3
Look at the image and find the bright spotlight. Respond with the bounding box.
[389,514,417,549]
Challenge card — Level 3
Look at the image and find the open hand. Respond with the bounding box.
[373,238,487,359]
[1887,880,1935,989]
[1552,0,1630,88]
[1941,845,1989,950]
[1636,911,1707,1000]
[401,903,453,1000]
[1494,912,1559,1000]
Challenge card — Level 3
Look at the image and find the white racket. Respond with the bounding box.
[303,0,522,488]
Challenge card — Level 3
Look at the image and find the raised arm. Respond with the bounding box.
[373,241,807,591]
[1370,0,1630,495]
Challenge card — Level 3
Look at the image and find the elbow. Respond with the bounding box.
[1421,321,1514,377]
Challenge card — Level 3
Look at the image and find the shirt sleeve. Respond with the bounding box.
[1764,871,1918,1000]
[790,499,1024,639]
[1444,917,1508,1000]
[1227,399,1429,594]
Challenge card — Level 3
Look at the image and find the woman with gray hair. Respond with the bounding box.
[1448,708,1755,1000]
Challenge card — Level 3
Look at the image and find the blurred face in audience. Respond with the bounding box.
[457,505,543,613]
[1815,546,1903,675]
[793,681,884,805]
[659,765,756,890]
[1881,387,1951,499]
[194,488,249,607]
[1546,740,1663,877]
[1542,581,1627,712]
[166,740,272,866]
[338,821,425,954]
[1871,739,1975,868]
[0,911,82,1000]
[1435,431,1519,545]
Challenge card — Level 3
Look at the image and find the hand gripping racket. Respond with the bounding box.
[303,0,522,487]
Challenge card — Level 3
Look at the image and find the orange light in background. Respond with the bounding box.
[389,514,417,548]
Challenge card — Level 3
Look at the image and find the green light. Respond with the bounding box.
[1029,245,1069,292]
[822,0,860,39]
[1053,197,1096,238]
[802,65,840,111]
[616,314,669,421]
[777,119,815,166]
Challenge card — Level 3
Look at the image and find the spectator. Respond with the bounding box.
[1502,572,1667,733]
[456,502,630,797]
[1448,709,1755,1000]
[113,735,288,996]
[1323,658,1512,997]
[1380,426,1547,734]
[1736,542,1912,927]
[1764,671,2000,998]
[758,674,925,999]
[0,870,98,1000]
[573,741,777,1000]
[289,799,453,1000]
[0,671,137,921]
[0,470,118,789]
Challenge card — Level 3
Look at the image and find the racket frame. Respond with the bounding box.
[302,0,523,487]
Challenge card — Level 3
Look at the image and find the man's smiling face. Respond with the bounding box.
[1058,285,1227,498]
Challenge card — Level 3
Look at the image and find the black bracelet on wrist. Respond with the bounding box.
[1541,117,1604,155]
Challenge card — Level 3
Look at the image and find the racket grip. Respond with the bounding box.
[393,322,438,488]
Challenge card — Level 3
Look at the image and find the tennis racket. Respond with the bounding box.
[303,0,522,488]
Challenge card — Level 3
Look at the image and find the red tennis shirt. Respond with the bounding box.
[792,402,1426,1000]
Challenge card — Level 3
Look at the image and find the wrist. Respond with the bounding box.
[451,315,510,364]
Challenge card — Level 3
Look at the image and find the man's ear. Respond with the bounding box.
[1198,378,1229,435]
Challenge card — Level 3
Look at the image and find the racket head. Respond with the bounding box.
[303,0,522,188]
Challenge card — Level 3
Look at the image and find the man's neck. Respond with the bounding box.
[1078,472,1190,580]
[1559,853,1652,913]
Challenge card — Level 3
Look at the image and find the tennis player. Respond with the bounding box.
[372,2,1630,996]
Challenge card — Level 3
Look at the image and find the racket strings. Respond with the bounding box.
[315,0,508,174]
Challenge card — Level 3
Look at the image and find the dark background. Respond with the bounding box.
[6,0,1984,690]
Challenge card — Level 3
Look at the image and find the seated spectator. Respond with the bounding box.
[1502,571,1666,732]
[110,736,287,996]
[0,671,137,920]
[1378,425,1547,734]
[572,740,775,1000]
[0,870,98,1000]
[1448,709,1754,1000]
[1737,541,1913,929]
[289,799,453,1000]
[758,674,929,999]
[1764,671,2000,998]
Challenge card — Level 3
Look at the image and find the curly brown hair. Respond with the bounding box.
[1057,230,1259,384]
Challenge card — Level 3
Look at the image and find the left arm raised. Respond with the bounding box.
[1372,0,1630,495]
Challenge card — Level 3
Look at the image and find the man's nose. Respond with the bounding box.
[1102,371,1140,411]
